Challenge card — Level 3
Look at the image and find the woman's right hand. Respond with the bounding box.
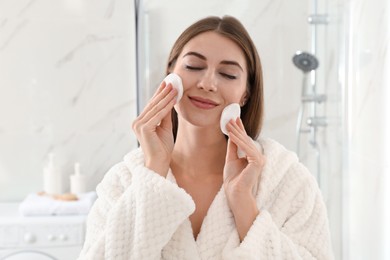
[132,81,178,177]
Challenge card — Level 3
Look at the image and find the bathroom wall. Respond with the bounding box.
[0,0,138,201]
[343,0,390,258]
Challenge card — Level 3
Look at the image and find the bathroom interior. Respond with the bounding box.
[0,0,389,259]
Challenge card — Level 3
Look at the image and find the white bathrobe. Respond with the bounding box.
[78,138,333,260]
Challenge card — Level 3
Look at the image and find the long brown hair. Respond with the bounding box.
[166,15,264,140]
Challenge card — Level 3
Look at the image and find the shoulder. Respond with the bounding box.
[257,137,298,167]
[254,137,319,202]
[95,148,144,202]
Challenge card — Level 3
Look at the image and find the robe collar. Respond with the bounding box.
[162,170,238,259]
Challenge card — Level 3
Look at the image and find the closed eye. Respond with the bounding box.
[185,65,203,70]
[220,73,237,80]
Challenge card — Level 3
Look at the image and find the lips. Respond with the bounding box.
[189,96,219,109]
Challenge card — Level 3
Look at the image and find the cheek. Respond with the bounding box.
[181,78,192,92]
[172,69,195,92]
[223,84,247,103]
[224,92,242,103]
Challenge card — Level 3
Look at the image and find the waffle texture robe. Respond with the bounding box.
[78,138,333,260]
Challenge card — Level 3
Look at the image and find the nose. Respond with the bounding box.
[197,71,217,92]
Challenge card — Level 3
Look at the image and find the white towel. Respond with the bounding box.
[19,191,97,216]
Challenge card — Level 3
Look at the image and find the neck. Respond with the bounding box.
[171,123,227,179]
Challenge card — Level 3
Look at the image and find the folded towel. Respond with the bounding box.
[19,191,97,216]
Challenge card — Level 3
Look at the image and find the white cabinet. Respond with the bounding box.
[0,203,86,260]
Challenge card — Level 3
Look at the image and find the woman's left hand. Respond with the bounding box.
[223,118,265,240]
[223,118,265,202]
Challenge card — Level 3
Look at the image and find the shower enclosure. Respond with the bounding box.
[135,0,390,259]
[292,50,323,182]
[290,1,343,258]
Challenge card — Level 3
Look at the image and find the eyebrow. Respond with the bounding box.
[183,51,244,71]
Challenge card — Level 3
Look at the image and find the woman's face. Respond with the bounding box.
[172,31,248,131]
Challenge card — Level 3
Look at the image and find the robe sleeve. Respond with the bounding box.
[77,160,195,260]
[222,166,334,260]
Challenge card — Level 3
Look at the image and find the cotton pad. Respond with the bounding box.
[163,73,183,102]
[220,103,241,136]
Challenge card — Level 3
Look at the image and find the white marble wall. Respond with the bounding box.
[0,0,138,201]
[343,0,390,259]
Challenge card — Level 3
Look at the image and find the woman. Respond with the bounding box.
[78,16,333,259]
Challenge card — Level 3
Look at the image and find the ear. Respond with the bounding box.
[240,91,249,107]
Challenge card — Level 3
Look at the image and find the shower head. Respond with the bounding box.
[292,51,319,73]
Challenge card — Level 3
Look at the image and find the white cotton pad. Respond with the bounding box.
[220,103,241,136]
[163,73,183,102]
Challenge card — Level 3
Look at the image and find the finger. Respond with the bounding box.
[151,80,168,99]
[235,118,263,155]
[234,120,255,152]
[227,120,257,157]
[236,117,246,131]
[135,100,175,141]
[141,92,177,129]
[132,86,175,139]
[159,102,173,131]
[139,86,177,124]
[140,83,172,118]
[226,136,239,161]
[227,119,248,145]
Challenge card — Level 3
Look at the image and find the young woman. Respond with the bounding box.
[78,16,333,259]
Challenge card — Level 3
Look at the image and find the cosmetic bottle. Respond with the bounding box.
[70,162,87,194]
[43,153,63,195]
